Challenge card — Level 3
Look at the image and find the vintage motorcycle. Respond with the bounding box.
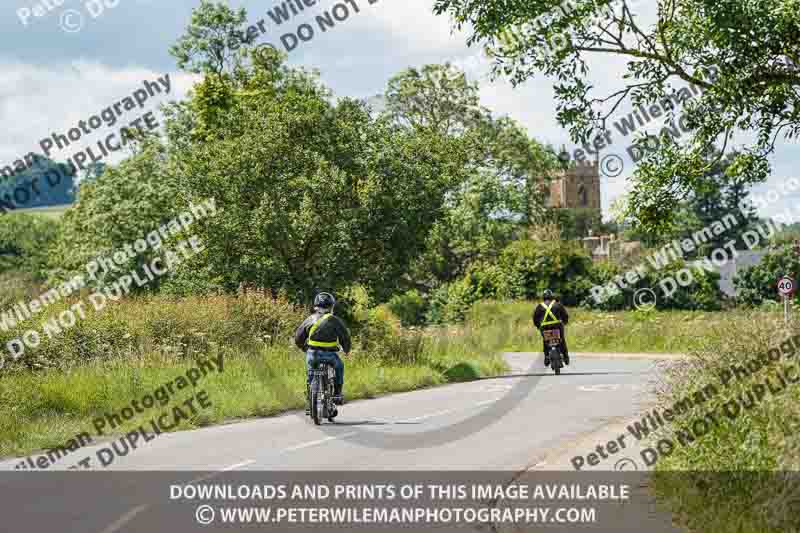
[543,328,564,375]
[308,357,338,425]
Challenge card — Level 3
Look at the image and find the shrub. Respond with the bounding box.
[734,245,800,306]
[497,239,595,305]
[387,289,429,327]
[584,258,723,311]
[425,262,506,324]
[0,213,59,281]
[0,294,306,374]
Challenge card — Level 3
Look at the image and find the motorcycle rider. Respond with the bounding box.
[294,292,351,412]
[532,289,570,367]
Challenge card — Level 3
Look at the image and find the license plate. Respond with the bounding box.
[543,329,561,346]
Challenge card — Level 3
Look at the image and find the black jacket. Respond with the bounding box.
[532,299,569,330]
[294,311,352,352]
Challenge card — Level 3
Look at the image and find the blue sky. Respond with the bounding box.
[3,0,799,219]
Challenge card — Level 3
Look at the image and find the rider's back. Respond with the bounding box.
[294,311,352,352]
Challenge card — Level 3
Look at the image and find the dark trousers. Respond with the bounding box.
[541,325,568,357]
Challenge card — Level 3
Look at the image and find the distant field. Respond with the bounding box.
[12,204,71,218]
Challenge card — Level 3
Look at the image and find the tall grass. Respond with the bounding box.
[468,300,785,353]
[0,294,508,458]
[646,310,800,532]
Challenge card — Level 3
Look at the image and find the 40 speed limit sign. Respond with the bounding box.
[778,276,796,297]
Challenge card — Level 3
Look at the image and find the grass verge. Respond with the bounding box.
[645,310,800,532]
[0,295,510,460]
[469,300,786,353]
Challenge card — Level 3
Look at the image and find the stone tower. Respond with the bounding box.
[546,160,601,211]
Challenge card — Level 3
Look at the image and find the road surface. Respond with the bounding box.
[1,352,686,533]
[2,352,679,472]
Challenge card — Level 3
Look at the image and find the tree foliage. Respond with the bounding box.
[48,140,184,289]
[432,0,800,232]
[171,41,469,301]
[385,63,560,286]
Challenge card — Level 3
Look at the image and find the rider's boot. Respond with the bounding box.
[305,384,311,415]
[333,383,344,405]
[544,353,550,367]
[563,352,570,366]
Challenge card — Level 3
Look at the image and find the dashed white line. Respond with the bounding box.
[402,409,456,422]
[188,460,256,483]
[285,432,357,452]
[97,504,148,533]
[475,399,500,407]
[222,460,256,471]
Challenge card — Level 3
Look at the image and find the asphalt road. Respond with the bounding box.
[1,352,686,533]
[2,352,677,472]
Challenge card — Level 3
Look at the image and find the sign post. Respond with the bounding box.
[778,276,796,325]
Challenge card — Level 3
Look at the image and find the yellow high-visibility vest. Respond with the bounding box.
[307,313,338,348]
[540,301,562,326]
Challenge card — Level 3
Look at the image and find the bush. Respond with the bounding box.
[0,294,306,374]
[497,239,595,306]
[0,213,59,281]
[387,289,429,327]
[734,245,800,306]
[584,259,723,311]
[425,262,506,324]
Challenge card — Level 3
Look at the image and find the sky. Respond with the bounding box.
[2,0,799,219]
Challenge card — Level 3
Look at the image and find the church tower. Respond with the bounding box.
[546,160,601,212]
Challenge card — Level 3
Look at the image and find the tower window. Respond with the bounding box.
[577,183,588,206]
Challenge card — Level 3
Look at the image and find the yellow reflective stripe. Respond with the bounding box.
[309,313,332,337]
[541,301,561,326]
[308,313,337,348]
[308,340,338,348]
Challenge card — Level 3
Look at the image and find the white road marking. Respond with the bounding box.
[403,409,456,422]
[222,460,256,471]
[578,384,621,392]
[188,460,256,483]
[285,432,357,452]
[97,504,148,533]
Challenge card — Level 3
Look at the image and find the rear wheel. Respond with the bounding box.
[550,348,562,375]
[310,378,322,425]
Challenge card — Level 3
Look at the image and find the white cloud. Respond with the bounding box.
[0,60,197,169]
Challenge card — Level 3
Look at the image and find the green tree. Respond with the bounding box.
[48,140,184,290]
[384,62,489,136]
[432,0,798,233]
[385,64,559,286]
[624,150,760,256]
[171,46,468,301]
[169,0,253,76]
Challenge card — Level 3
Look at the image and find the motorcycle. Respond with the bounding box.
[308,356,338,425]
[542,328,563,375]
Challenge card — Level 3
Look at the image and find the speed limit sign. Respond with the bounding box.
[778,276,796,297]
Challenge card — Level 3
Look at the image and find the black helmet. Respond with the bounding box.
[314,292,336,310]
[542,289,553,299]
